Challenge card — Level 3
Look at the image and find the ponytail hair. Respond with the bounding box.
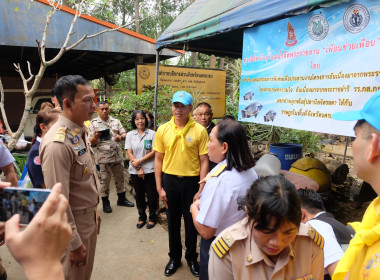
[31,108,60,145]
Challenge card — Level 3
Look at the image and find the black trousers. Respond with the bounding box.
[163,173,199,261]
[200,236,215,280]
[131,173,158,222]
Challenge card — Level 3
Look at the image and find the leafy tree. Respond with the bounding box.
[139,0,190,39]
[109,85,175,131]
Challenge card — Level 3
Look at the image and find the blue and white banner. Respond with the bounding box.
[239,0,380,136]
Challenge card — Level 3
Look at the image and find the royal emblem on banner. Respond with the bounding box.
[285,22,298,47]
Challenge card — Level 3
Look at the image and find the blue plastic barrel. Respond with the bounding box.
[269,143,303,171]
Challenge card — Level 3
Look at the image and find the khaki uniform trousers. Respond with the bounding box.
[61,211,97,280]
[99,161,126,197]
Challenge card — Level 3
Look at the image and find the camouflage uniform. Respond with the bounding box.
[88,116,126,197]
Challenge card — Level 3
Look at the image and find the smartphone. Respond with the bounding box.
[0,187,51,226]
[99,128,111,141]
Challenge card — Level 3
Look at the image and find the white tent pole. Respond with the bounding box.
[154,50,160,128]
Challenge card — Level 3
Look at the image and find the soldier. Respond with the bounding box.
[40,75,101,280]
[88,101,134,213]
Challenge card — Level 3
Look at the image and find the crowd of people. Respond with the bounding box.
[0,74,379,280]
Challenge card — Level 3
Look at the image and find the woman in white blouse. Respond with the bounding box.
[125,110,158,229]
[190,118,258,280]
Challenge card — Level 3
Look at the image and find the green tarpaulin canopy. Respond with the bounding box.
[156,0,346,57]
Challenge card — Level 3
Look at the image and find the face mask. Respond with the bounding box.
[147,120,152,127]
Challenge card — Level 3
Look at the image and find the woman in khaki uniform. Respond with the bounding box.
[208,175,325,280]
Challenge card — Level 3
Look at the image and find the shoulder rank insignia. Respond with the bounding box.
[53,127,66,143]
[211,163,226,177]
[308,226,324,249]
[212,232,235,259]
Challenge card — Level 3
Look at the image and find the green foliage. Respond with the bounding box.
[225,59,242,101]
[225,95,238,119]
[113,69,136,91]
[279,129,324,153]
[89,0,190,39]
[139,0,190,39]
[109,85,175,131]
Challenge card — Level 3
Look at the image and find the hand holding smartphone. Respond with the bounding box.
[98,128,111,141]
[0,187,51,226]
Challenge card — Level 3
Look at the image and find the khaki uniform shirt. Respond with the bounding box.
[40,115,99,251]
[209,218,325,280]
[88,116,126,163]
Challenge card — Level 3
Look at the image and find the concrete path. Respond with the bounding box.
[0,188,199,280]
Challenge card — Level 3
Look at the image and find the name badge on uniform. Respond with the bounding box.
[78,148,87,156]
[144,140,152,150]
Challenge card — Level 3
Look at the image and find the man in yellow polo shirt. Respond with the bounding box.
[332,90,380,280]
[154,91,209,277]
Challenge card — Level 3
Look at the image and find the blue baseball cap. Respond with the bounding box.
[172,91,193,106]
[332,90,380,131]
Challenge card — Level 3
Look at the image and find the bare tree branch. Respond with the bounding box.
[46,3,132,66]
[40,4,58,66]
[26,62,34,83]
[4,0,136,150]
[0,78,13,135]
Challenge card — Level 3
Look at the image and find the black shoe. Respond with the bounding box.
[101,196,112,213]
[187,260,199,277]
[136,221,146,229]
[103,204,112,213]
[164,259,181,277]
[117,192,134,207]
[146,222,156,229]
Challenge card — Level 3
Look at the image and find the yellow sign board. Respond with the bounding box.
[137,64,226,118]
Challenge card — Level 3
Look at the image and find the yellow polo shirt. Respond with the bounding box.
[333,197,380,280]
[154,117,208,176]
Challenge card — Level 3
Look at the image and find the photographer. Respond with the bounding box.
[89,101,134,213]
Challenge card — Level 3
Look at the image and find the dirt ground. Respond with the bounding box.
[0,182,199,280]
[0,138,372,279]
[305,139,369,226]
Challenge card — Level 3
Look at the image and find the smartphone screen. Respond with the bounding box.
[0,187,51,226]
[99,128,111,141]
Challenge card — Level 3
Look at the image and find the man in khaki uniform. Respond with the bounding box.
[88,101,134,213]
[208,218,325,280]
[40,75,101,280]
